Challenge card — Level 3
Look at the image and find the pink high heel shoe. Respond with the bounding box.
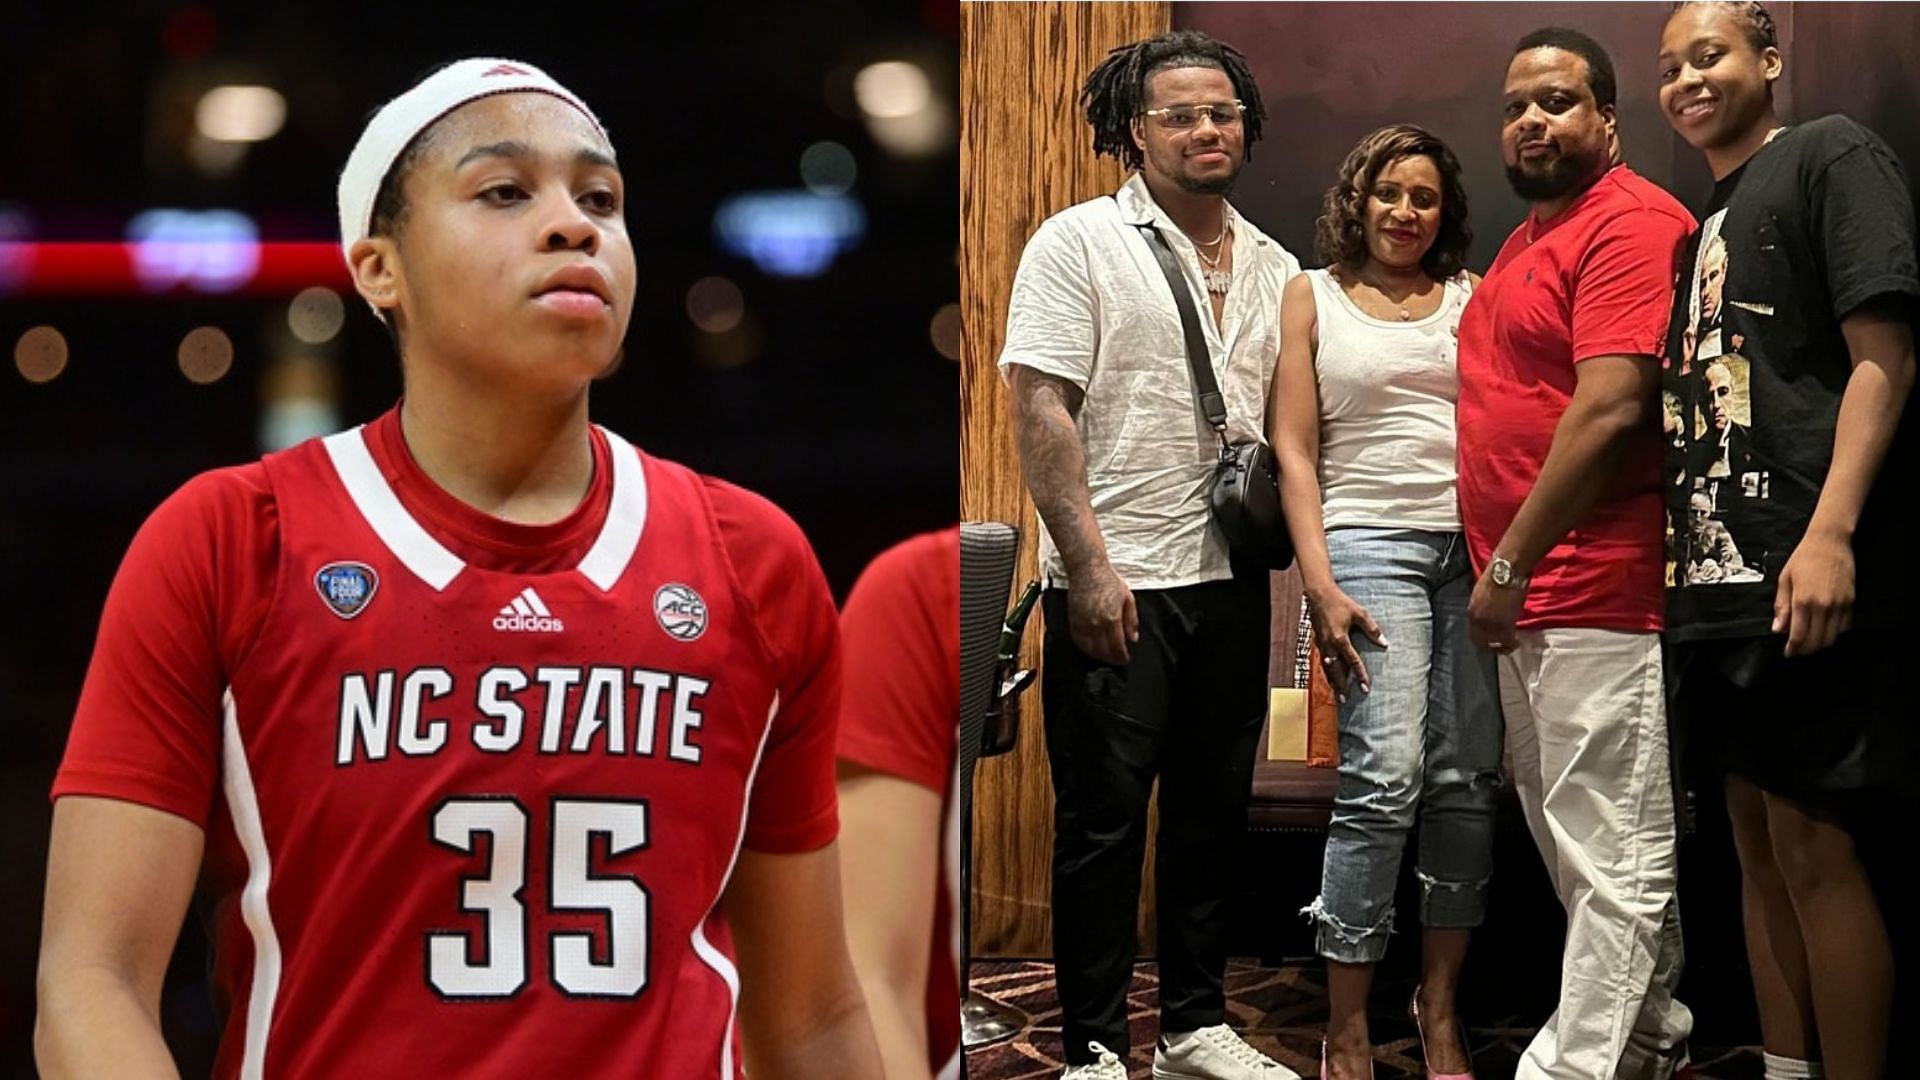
[1409,993,1475,1080]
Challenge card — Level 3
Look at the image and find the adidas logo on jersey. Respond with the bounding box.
[494,587,564,633]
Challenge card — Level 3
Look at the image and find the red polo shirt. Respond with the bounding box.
[1456,164,1694,632]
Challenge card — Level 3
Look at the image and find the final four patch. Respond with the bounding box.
[653,583,708,641]
[315,562,379,619]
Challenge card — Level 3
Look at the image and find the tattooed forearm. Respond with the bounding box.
[1007,365,1109,576]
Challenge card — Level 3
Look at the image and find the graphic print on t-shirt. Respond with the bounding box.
[1668,206,1769,588]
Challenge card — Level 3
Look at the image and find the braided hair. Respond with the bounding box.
[1671,1,1779,52]
[1080,30,1266,170]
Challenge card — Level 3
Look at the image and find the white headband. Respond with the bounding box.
[336,57,606,265]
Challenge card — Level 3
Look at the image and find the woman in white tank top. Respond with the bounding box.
[1268,126,1501,1080]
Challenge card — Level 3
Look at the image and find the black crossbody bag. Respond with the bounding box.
[1136,223,1295,570]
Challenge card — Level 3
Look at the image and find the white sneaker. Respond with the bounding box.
[1152,1024,1299,1080]
[1062,1040,1129,1080]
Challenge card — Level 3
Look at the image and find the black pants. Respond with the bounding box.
[1042,576,1269,1064]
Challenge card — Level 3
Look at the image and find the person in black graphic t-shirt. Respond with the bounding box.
[1658,4,1918,1079]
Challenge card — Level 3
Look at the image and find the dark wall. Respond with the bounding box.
[1180,2,1920,271]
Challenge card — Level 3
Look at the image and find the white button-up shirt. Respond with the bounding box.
[998,172,1300,590]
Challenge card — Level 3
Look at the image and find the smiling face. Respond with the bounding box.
[1501,46,1616,203]
[350,92,637,394]
[1131,65,1245,196]
[1363,154,1443,271]
[1658,4,1780,154]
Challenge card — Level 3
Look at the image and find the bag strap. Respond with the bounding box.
[1136,223,1230,447]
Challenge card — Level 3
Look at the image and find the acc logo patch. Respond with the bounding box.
[315,562,379,620]
[653,583,708,641]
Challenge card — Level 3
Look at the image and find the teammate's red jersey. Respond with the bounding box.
[53,407,842,1078]
[835,527,960,1080]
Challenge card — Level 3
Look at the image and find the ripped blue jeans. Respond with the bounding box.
[1305,528,1503,964]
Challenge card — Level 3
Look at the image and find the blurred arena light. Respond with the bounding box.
[188,133,250,179]
[799,141,857,196]
[0,205,31,294]
[694,314,764,371]
[259,352,342,452]
[853,61,931,119]
[686,276,746,334]
[178,326,235,384]
[287,286,346,344]
[852,60,950,158]
[196,85,287,143]
[0,240,348,296]
[713,191,866,278]
[129,209,261,293]
[929,302,961,361]
[15,326,69,384]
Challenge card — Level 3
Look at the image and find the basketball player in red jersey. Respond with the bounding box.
[835,527,962,1080]
[35,59,883,1078]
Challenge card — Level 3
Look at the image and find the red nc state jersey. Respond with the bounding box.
[54,409,842,1078]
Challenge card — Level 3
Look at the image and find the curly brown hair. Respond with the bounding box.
[1312,124,1472,280]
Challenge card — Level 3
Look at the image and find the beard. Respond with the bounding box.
[1175,168,1237,196]
[1145,143,1241,197]
[1504,143,1605,201]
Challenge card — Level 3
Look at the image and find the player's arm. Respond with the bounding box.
[1472,352,1660,649]
[836,763,941,1079]
[729,842,885,1079]
[36,796,203,1079]
[1777,297,1914,654]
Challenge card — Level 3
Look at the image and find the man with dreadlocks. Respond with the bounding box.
[1658,4,1917,1077]
[998,30,1301,1080]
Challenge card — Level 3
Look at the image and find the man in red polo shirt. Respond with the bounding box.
[1455,27,1696,1080]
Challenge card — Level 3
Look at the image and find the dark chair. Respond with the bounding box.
[957,522,1028,1050]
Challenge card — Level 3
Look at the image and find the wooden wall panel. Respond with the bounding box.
[960,1,1170,958]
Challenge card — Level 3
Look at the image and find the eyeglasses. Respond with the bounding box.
[1140,101,1246,131]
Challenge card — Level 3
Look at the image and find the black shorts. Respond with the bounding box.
[1668,631,1917,822]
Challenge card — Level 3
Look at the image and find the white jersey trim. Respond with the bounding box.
[689,691,781,1079]
[222,689,283,1080]
[577,426,649,592]
[322,427,464,591]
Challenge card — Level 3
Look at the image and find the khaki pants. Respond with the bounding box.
[1500,628,1693,1080]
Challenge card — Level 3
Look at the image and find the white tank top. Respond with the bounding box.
[1306,267,1470,532]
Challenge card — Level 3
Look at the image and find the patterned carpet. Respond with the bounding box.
[964,960,1767,1079]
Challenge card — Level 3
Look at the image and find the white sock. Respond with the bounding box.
[1161,1029,1195,1049]
[1762,1051,1824,1079]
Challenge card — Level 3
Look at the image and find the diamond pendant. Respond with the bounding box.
[1204,269,1233,295]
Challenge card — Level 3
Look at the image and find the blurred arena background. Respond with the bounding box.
[0,2,959,1070]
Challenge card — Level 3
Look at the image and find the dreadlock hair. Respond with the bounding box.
[1514,26,1618,110]
[1081,30,1266,171]
[1671,1,1779,52]
[1314,124,1473,281]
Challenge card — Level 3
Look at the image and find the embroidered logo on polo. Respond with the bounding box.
[653,584,707,641]
[495,587,564,633]
[315,562,379,620]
